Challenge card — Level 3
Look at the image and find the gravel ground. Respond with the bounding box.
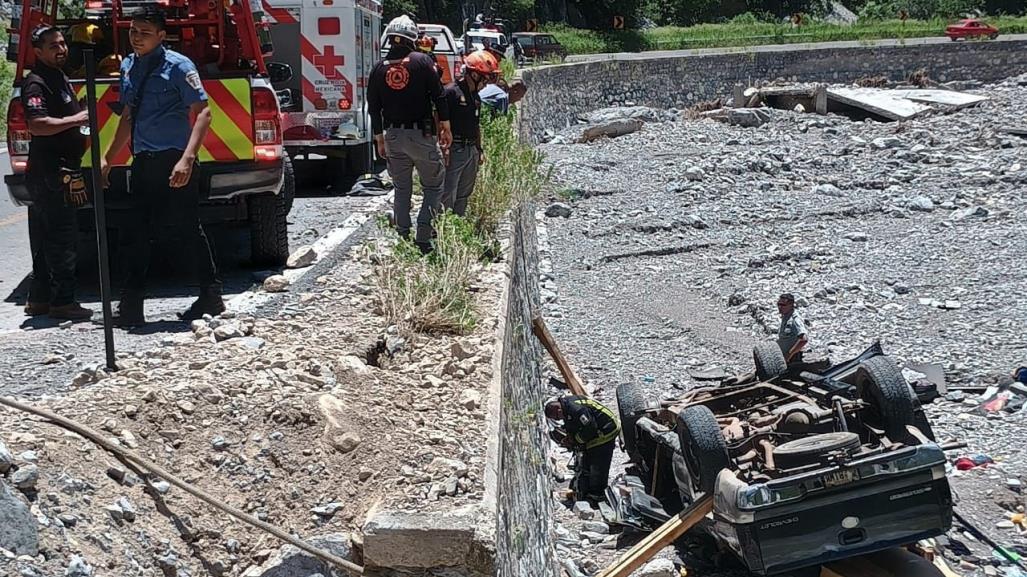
[539,74,1027,577]
[0,194,379,398]
[0,197,502,576]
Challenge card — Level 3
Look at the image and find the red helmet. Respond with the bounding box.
[464,49,499,77]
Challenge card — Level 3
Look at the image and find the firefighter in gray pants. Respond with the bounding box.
[367,16,452,253]
[440,50,499,216]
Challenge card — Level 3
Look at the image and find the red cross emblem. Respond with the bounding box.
[312,46,345,80]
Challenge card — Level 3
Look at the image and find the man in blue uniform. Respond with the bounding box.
[101,6,221,326]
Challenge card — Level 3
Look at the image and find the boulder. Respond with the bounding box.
[318,395,361,454]
[241,533,354,577]
[578,119,643,143]
[286,246,318,269]
[263,275,291,293]
[0,479,38,556]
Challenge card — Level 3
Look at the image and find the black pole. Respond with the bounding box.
[84,49,117,372]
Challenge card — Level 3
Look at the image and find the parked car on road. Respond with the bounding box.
[511,32,567,64]
[945,18,999,40]
[463,29,515,61]
[617,342,952,575]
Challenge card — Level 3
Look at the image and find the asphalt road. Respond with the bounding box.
[565,33,1027,63]
[0,154,387,396]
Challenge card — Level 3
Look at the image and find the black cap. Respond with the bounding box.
[779,293,795,304]
[131,4,168,31]
[30,24,59,48]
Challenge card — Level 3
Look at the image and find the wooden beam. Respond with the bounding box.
[597,495,713,577]
[532,315,588,397]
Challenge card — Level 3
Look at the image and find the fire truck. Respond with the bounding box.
[259,0,382,178]
[4,0,293,266]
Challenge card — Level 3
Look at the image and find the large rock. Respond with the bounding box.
[578,119,644,143]
[241,533,354,577]
[286,246,318,269]
[263,275,291,293]
[318,395,361,454]
[639,558,677,577]
[581,106,666,124]
[0,479,38,556]
[0,438,12,473]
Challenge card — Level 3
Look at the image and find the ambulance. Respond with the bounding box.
[260,0,382,176]
[4,0,293,265]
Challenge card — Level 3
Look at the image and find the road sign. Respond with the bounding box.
[526,18,538,32]
[613,15,624,30]
[899,9,909,21]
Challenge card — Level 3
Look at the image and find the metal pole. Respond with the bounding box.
[84,49,117,372]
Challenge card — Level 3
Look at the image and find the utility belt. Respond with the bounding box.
[385,119,434,136]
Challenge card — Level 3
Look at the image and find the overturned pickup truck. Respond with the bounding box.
[616,342,953,575]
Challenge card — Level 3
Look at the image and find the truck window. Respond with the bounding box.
[515,36,534,47]
[425,31,452,53]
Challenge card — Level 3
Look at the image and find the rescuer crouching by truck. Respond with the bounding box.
[546,395,620,503]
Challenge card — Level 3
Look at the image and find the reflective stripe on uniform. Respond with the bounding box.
[76,78,254,166]
[575,398,620,450]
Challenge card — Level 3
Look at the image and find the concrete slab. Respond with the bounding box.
[363,509,478,570]
[891,89,989,109]
[826,87,932,121]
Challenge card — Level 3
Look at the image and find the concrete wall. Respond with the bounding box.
[518,37,1027,142]
[493,203,557,577]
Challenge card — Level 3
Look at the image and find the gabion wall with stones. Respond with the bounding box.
[518,38,1027,143]
[494,202,557,577]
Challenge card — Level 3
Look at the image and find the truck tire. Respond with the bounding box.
[773,432,861,469]
[616,382,647,462]
[856,356,915,441]
[754,342,788,382]
[676,405,729,495]
[282,153,295,215]
[248,162,293,266]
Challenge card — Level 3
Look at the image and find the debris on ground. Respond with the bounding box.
[0,242,503,576]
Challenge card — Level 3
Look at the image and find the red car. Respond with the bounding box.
[945,18,999,40]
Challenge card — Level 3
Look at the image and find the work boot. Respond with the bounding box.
[112,295,145,327]
[48,303,94,321]
[178,287,225,322]
[23,302,50,317]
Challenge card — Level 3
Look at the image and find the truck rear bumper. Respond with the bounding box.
[5,160,283,213]
[711,449,953,575]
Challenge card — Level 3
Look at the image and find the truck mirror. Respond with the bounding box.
[267,62,293,84]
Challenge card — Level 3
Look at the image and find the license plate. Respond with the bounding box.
[824,469,857,488]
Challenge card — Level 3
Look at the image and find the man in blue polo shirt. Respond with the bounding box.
[101,5,221,326]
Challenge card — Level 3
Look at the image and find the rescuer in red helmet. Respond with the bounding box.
[439,50,498,216]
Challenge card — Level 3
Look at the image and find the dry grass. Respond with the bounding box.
[370,213,483,334]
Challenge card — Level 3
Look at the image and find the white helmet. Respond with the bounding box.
[385,15,418,43]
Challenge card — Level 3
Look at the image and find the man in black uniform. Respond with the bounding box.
[440,50,497,217]
[22,25,93,321]
[368,15,451,253]
[545,395,620,502]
